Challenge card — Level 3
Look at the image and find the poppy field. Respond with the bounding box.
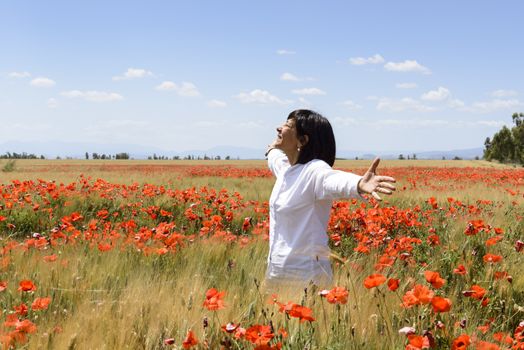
[0,159,523,349]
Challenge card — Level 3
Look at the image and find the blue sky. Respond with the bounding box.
[1,0,523,154]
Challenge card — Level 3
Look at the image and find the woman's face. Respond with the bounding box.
[275,118,301,153]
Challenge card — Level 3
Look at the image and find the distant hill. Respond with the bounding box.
[338,148,484,160]
[0,141,483,160]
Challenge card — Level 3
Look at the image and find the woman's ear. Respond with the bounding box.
[300,134,309,147]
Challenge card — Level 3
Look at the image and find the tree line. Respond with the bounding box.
[484,112,524,165]
[0,152,45,159]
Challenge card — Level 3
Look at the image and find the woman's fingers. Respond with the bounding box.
[371,191,382,201]
[378,182,396,191]
[368,158,381,174]
[377,175,396,183]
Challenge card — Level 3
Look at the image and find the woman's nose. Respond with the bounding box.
[276,126,282,132]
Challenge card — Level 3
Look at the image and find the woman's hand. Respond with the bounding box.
[357,158,396,201]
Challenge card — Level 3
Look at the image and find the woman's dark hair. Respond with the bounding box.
[287,109,336,167]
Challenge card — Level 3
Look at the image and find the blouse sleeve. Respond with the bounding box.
[313,164,364,201]
[267,148,290,178]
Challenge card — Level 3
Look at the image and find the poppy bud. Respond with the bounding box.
[164,338,175,345]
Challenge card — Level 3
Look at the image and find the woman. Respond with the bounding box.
[265,109,396,288]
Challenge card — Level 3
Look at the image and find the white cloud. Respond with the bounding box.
[384,60,431,74]
[9,71,31,78]
[176,82,200,97]
[447,99,465,108]
[376,97,436,112]
[112,68,153,81]
[155,81,200,97]
[30,77,56,88]
[476,120,507,127]
[193,120,226,128]
[207,99,227,108]
[83,120,152,140]
[277,49,296,55]
[396,82,417,89]
[421,87,451,101]
[349,54,384,65]
[491,89,518,97]
[97,120,149,128]
[297,97,312,107]
[237,121,263,129]
[234,89,291,104]
[291,87,326,95]
[47,98,58,109]
[374,119,449,127]
[61,90,124,102]
[156,81,177,90]
[462,99,522,113]
[340,100,362,110]
[333,117,359,126]
[280,72,300,81]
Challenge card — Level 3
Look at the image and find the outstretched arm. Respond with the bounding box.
[357,158,396,201]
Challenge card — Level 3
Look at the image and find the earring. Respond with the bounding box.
[297,147,301,152]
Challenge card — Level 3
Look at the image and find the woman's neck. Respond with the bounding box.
[285,149,299,165]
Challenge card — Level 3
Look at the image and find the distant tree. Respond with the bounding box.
[412,154,417,160]
[442,156,446,160]
[398,154,405,160]
[512,113,524,164]
[484,113,523,165]
[115,152,130,160]
[453,156,462,160]
[225,155,230,160]
[215,155,221,160]
[92,153,99,160]
[485,125,515,162]
[85,152,89,160]
[355,156,359,160]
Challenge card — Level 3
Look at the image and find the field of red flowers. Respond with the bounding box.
[0,160,523,349]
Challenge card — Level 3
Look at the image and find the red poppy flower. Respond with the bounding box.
[485,236,502,246]
[402,284,434,308]
[31,297,51,310]
[182,330,198,349]
[43,254,58,262]
[475,341,500,350]
[451,334,470,350]
[407,334,424,348]
[245,325,274,345]
[462,285,486,300]
[453,265,467,275]
[18,280,36,292]
[483,253,503,263]
[203,288,226,311]
[431,296,452,313]
[0,281,7,292]
[493,332,513,345]
[288,305,315,323]
[424,270,446,289]
[387,278,400,291]
[325,286,348,304]
[364,274,386,289]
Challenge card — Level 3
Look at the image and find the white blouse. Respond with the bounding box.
[266,149,363,286]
